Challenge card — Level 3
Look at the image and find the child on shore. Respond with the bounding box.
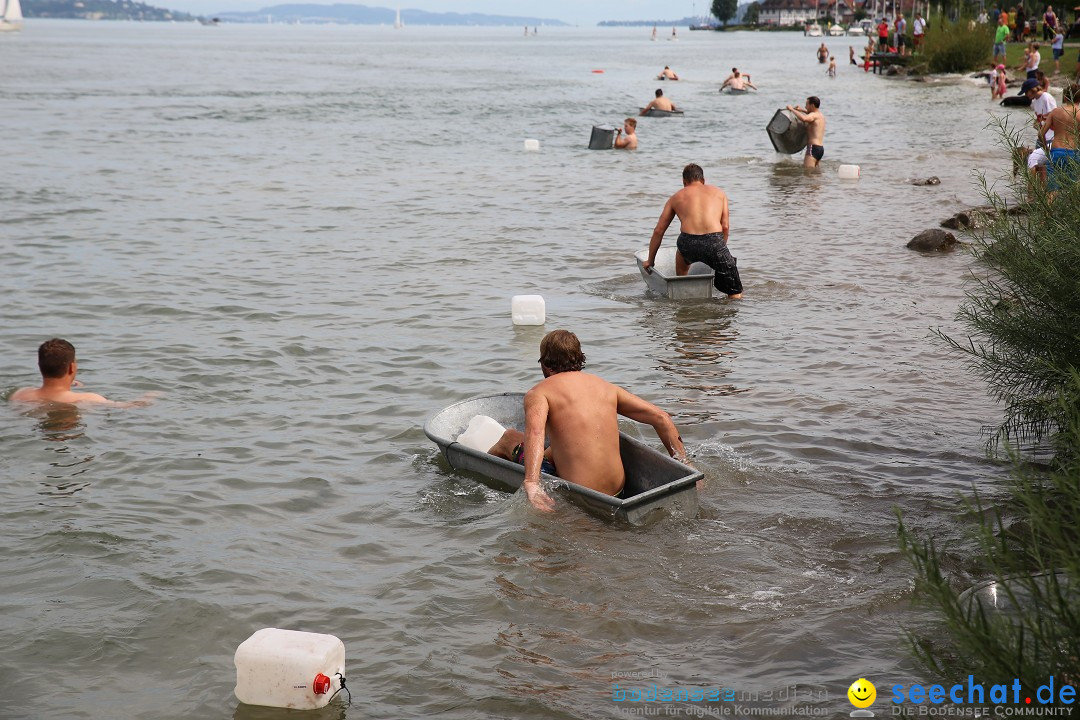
[1052,29,1064,75]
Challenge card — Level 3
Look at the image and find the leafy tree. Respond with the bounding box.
[712,0,738,25]
[744,1,760,24]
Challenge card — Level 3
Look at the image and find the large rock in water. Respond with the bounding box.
[907,229,958,251]
[940,205,995,230]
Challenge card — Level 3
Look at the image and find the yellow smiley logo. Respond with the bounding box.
[847,678,876,709]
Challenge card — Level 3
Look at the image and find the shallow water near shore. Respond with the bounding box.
[0,21,1028,719]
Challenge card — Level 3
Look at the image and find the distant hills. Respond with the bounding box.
[598,17,716,27]
[216,4,569,25]
[24,0,195,20]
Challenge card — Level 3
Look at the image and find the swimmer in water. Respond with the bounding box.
[10,338,157,407]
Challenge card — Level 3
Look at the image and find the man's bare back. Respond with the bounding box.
[519,330,686,512]
[1043,101,1080,150]
[664,182,728,236]
[525,372,625,495]
[10,385,111,405]
[641,90,676,115]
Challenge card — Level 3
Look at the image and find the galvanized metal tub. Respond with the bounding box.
[424,392,701,525]
[766,108,808,154]
[639,108,685,118]
[588,124,616,149]
[634,247,714,300]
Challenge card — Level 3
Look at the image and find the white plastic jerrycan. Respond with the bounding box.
[511,294,545,325]
[457,414,507,453]
[234,628,345,710]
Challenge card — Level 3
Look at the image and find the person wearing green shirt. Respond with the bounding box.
[994,15,1010,64]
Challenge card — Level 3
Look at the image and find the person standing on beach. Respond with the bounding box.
[614,118,638,149]
[895,13,908,56]
[642,163,743,299]
[1052,28,1064,75]
[877,18,890,52]
[1018,43,1041,79]
[994,14,1009,65]
[1043,5,1058,41]
[787,96,826,168]
[10,338,156,407]
[913,12,926,51]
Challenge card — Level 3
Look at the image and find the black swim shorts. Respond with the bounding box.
[676,231,743,296]
[806,144,824,161]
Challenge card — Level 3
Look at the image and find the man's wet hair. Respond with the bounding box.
[625,117,637,130]
[655,88,664,97]
[807,96,821,109]
[38,338,75,379]
[539,330,586,373]
[683,163,705,184]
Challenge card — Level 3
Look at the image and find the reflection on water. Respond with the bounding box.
[30,403,85,441]
[19,403,94,498]
[640,301,747,421]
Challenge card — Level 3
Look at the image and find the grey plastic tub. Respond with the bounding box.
[634,247,714,300]
[424,392,701,525]
[766,108,808,154]
[639,108,685,118]
[588,125,616,149]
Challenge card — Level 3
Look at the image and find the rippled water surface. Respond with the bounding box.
[1,20,1023,719]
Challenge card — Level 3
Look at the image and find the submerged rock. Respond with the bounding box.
[907,229,958,251]
[940,205,995,230]
[912,176,941,186]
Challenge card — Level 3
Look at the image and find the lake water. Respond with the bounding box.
[0,20,1024,719]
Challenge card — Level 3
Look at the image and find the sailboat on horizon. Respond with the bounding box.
[0,0,23,32]
[393,7,403,28]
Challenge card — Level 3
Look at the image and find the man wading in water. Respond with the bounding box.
[642,163,743,298]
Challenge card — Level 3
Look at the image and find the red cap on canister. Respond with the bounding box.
[312,673,332,694]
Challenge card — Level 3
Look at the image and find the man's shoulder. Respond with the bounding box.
[9,387,40,403]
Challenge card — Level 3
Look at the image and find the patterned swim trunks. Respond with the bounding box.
[676,231,743,296]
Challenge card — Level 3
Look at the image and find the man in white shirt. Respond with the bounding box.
[912,12,926,50]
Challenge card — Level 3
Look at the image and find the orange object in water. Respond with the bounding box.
[592,69,604,73]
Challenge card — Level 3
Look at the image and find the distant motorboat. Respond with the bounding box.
[846,24,865,35]
[805,23,824,36]
[0,0,23,32]
[828,23,845,36]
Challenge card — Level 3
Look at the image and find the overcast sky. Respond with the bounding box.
[165,0,711,25]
